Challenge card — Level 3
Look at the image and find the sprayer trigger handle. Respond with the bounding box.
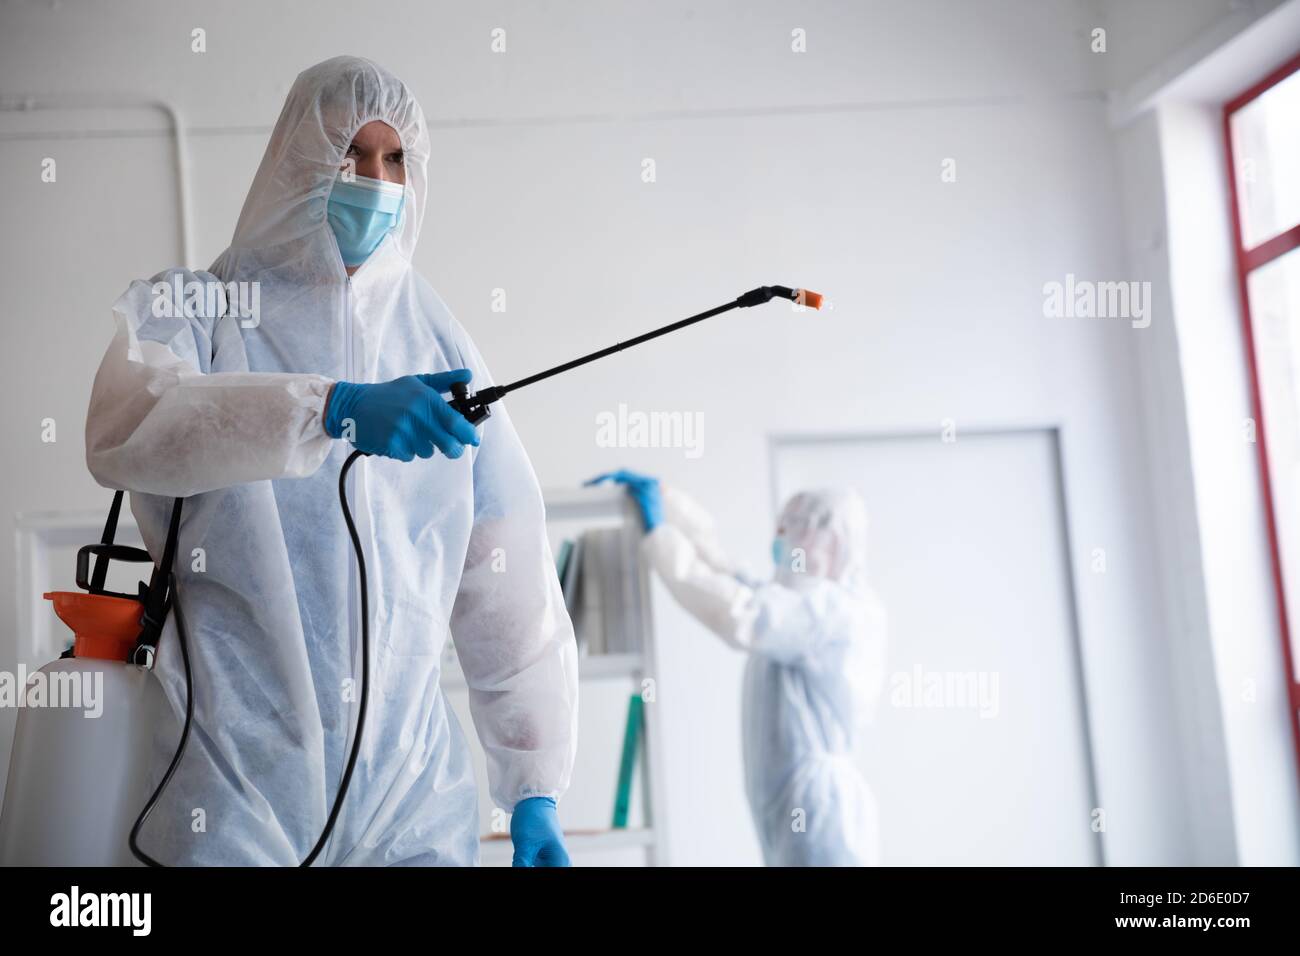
[449,381,492,426]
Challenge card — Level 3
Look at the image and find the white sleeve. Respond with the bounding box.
[659,485,740,576]
[642,522,760,651]
[642,522,850,665]
[85,270,336,497]
[447,322,578,812]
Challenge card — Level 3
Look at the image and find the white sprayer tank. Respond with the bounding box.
[0,655,167,866]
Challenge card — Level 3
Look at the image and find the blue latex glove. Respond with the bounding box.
[325,370,480,462]
[510,796,570,867]
[586,470,663,532]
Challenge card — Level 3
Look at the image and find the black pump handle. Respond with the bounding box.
[76,543,154,599]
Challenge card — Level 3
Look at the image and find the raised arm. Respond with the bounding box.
[639,484,879,665]
[658,484,743,577]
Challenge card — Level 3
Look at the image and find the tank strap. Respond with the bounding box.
[131,496,185,666]
[88,490,127,592]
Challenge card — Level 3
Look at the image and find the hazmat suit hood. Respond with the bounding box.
[774,488,870,595]
[230,55,429,263]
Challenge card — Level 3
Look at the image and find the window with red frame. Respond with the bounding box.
[1225,51,1300,774]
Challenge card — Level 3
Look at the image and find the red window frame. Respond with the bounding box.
[1224,50,1300,783]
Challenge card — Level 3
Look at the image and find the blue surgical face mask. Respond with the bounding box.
[772,536,785,567]
[327,172,405,267]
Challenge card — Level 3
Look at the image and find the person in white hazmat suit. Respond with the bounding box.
[84,56,578,866]
[590,471,886,866]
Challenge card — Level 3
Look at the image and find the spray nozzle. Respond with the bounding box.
[735,286,824,309]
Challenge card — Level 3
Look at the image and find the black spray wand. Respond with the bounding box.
[448,285,824,424]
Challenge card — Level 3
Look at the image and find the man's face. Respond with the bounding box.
[345,120,406,185]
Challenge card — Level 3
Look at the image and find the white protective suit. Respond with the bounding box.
[84,56,578,866]
[643,487,886,866]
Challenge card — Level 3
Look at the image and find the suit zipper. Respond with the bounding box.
[324,277,358,865]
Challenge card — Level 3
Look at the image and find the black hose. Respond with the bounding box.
[129,448,371,867]
[128,570,194,867]
[300,449,370,866]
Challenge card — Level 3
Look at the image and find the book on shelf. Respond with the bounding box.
[573,526,642,656]
[612,693,644,828]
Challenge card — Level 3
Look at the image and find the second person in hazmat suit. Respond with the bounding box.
[591,471,886,866]
[85,57,577,866]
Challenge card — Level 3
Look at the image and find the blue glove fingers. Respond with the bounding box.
[585,469,657,487]
[410,434,437,460]
[633,485,663,532]
[428,395,481,448]
[535,841,571,867]
[414,370,481,451]
[583,471,662,531]
[415,368,472,392]
[512,845,538,867]
[416,409,465,459]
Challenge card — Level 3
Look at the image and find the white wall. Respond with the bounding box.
[0,0,1279,865]
[1161,102,1300,865]
[1110,0,1300,865]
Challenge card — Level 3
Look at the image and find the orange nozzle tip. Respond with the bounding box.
[797,289,824,310]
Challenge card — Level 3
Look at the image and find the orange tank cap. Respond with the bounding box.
[44,591,143,662]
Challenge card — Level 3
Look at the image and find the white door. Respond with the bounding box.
[771,428,1102,865]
